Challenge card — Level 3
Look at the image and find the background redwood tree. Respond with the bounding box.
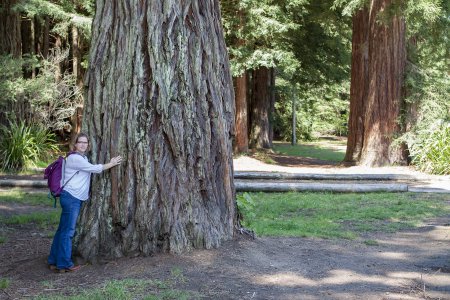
[344,8,369,162]
[75,0,236,261]
[345,0,408,166]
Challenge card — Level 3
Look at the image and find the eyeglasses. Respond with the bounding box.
[77,141,89,144]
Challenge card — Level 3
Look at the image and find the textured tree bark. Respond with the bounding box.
[21,18,35,78]
[234,73,248,153]
[0,0,21,125]
[70,25,83,138]
[75,0,236,261]
[360,0,408,166]
[42,16,50,59]
[249,66,271,149]
[54,35,63,82]
[0,0,21,57]
[268,67,275,147]
[344,8,369,163]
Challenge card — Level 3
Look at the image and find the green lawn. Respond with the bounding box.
[0,191,60,229]
[0,190,49,206]
[238,192,450,239]
[273,139,346,162]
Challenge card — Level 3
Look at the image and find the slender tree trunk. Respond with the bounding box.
[21,17,35,78]
[360,0,407,166]
[75,0,236,261]
[0,0,21,57]
[70,25,83,137]
[42,16,50,59]
[232,7,248,154]
[344,8,369,162]
[268,67,275,147]
[291,93,297,145]
[249,66,271,149]
[54,35,63,82]
[0,0,21,125]
[234,73,249,153]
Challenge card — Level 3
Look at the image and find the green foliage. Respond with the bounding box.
[222,0,303,76]
[222,1,352,141]
[0,55,38,105]
[0,121,59,171]
[409,123,450,174]
[0,236,6,244]
[274,80,350,141]
[238,192,449,239]
[0,53,82,131]
[14,0,94,37]
[398,1,450,174]
[236,192,256,220]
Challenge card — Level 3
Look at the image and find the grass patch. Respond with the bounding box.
[363,239,379,246]
[36,277,200,300]
[0,236,6,244]
[0,190,49,206]
[0,210,60,228]
[273,140,345,162]
[239,192,450,239]
[0,278,10,289]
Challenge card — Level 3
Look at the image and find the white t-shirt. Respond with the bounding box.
[63,153,103,201]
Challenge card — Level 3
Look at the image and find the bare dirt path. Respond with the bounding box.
[1,213,449,299]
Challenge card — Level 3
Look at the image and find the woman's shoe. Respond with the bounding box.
[56,265,81,273]
[48,264,57,271]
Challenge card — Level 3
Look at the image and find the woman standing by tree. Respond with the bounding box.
[48,133,122,272]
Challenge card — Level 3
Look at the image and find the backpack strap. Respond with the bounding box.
[48,192,57,208]
[61,170,79,189]
[60,152,81,193]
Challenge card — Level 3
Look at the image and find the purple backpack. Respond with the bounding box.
[44,152,79,206]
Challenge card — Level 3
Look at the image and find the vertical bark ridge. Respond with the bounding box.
[345,8,369,162]
[360,0,407,166]
[76,0,235,261]
[249,66,271,149]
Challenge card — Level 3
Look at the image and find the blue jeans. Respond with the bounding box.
[48,190,82,269]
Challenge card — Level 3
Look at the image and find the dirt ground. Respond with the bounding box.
[1,216,449,300]
[1,154,449,300]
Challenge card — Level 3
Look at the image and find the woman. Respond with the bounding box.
[47,132,122,272]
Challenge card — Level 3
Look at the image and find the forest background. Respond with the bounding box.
[0,0,449,174]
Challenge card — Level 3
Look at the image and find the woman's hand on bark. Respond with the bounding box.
[110,156,122,166]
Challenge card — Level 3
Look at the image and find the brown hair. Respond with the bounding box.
[70,132,90,151]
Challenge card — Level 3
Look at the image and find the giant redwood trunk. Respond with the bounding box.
[234,73,249,153]
[249,66,271,149]
[346,0,407,166]
[344,8,369,162]
[360,0,407,166]
[75,0,236,261]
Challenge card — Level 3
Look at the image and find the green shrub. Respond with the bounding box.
[0,53,82,132]
[410,123,450,175]
[236,193,256,223]
[0,121,59,171]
